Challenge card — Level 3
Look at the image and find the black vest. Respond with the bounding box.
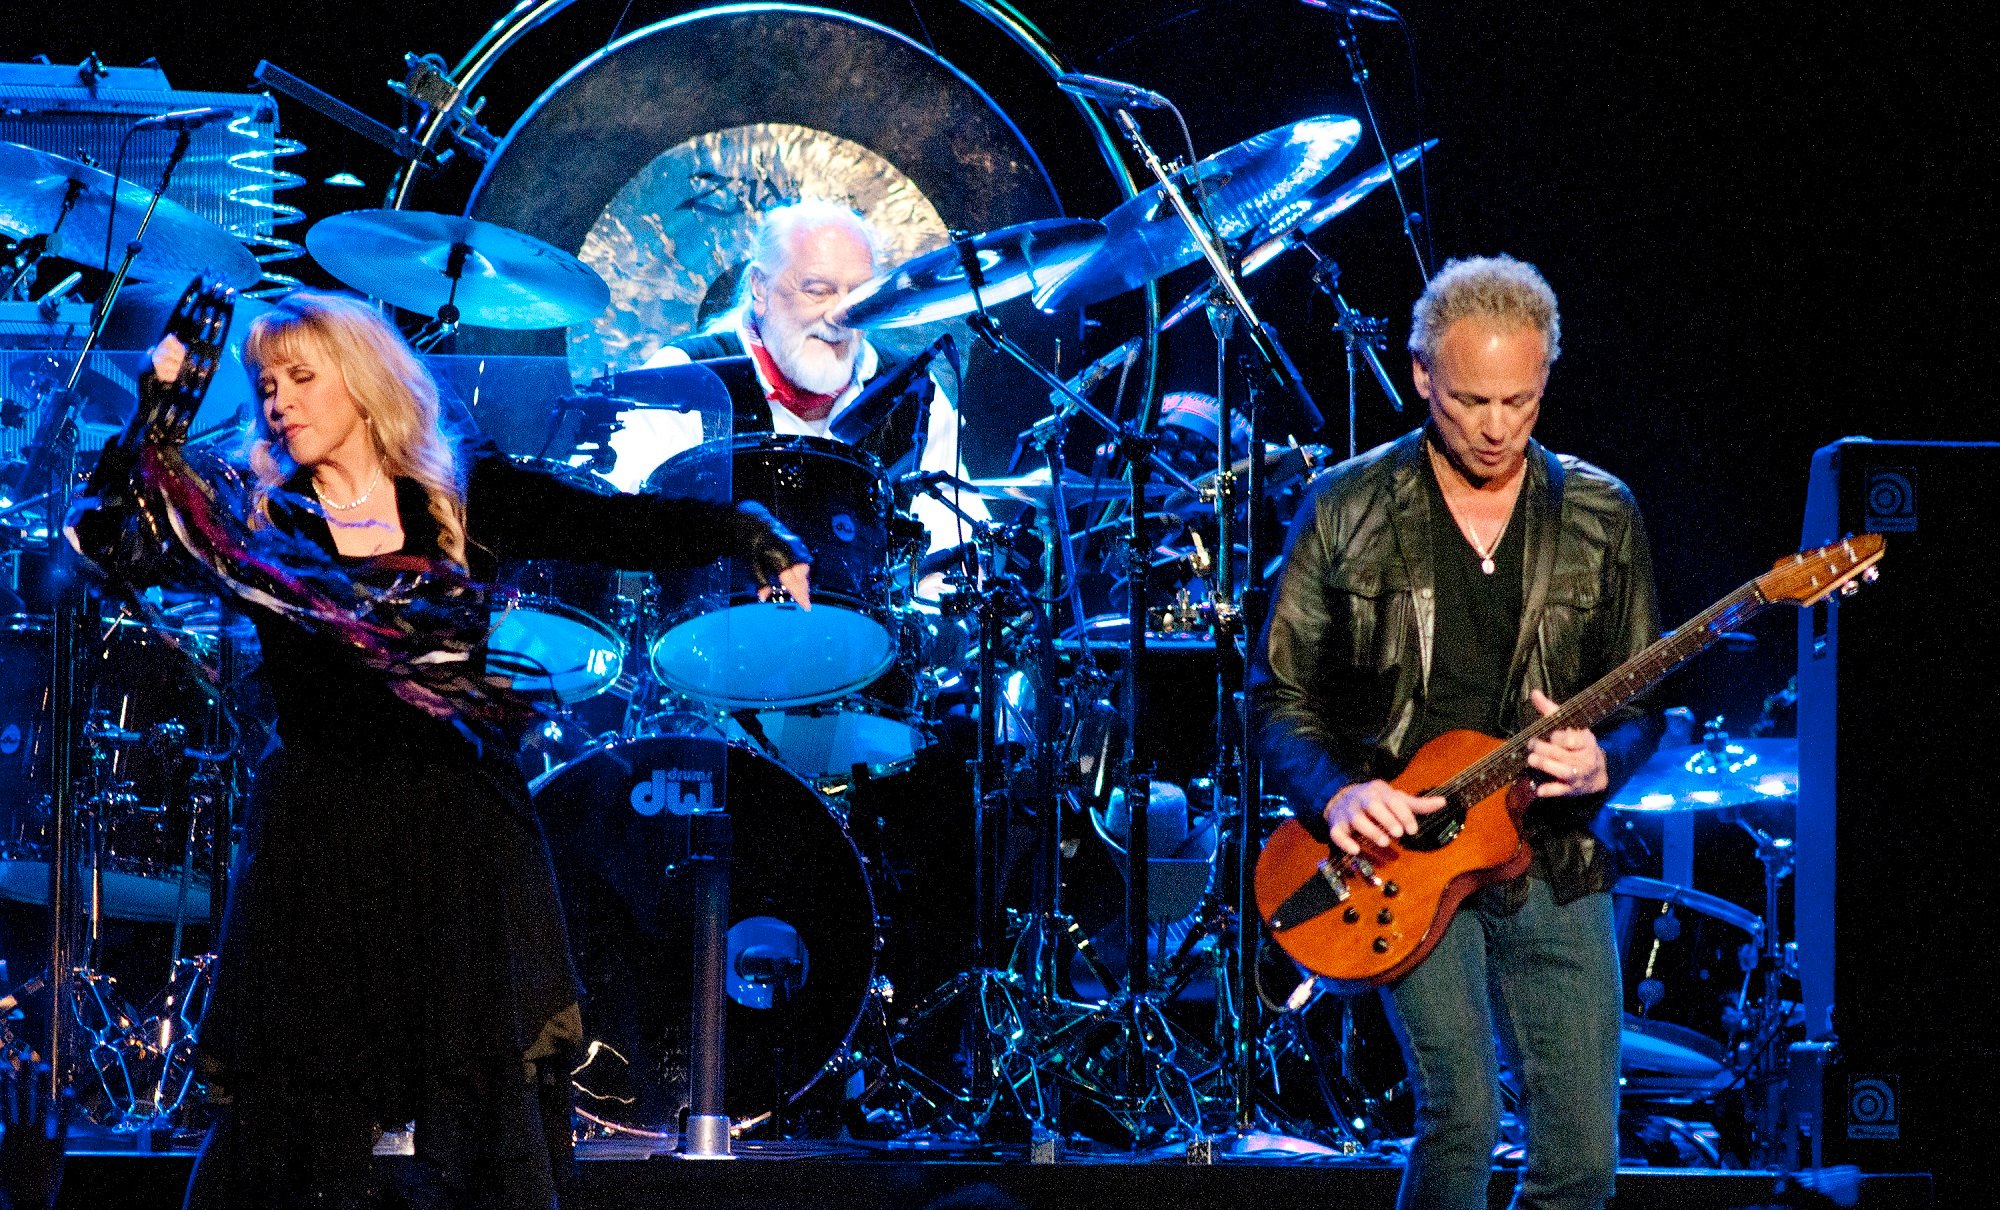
[669,330,921,472]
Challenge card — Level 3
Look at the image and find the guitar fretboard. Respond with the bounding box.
[1413,580,1770,837]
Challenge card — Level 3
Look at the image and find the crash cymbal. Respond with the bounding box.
[971,466,1175,509]
[0,141,262,288]
[1239,139,1437,275]
[1035,116,1362,313]
[1608,739,1798,813]
[838,218,1106,329]
[305,209,610,330]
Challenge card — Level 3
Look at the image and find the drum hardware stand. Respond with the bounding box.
[882,521,1062,1139]
[11,119,204,1110]
[1305,254,1404,460]
[676,805,735,1158]
[1736,815,1799,1166]
[408,241,470,350]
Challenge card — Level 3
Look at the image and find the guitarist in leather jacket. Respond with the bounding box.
[1248,255,1663,1210]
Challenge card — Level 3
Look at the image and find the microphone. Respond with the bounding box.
[829,332,954,445]
[1301,0,1402,20]
[132,107,242,132]
[1055,72,1173,111]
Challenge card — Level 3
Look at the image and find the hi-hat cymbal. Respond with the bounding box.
[305,209,610,330]
[838,218,1106,329]
[1035,116,1362,313]
[1608,739,1798,813]
[0,141,262,288]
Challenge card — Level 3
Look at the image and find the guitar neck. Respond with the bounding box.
[1435,579,1771,805]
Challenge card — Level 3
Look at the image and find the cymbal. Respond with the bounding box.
[1239,139,1437,275]
[7,356,134,437]
[839,218,1106,329]
[1035,116,1362,313]
[970,466,1175,509]
[1608,739,1798,813]
[305,209,610,330]
[0,141,262,288]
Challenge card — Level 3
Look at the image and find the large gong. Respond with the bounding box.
[463,4,1068,474]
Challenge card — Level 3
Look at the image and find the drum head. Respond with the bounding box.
[737,701,926,784]
[487,598,625,705]
[533,735,876,1132]
[650,602,894,709]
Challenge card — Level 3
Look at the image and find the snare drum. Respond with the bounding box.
[1614,875,1763,1096]
[646,435,901,709]
[486,458,629,705]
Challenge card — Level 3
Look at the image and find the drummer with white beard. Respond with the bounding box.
[636,199,987,556]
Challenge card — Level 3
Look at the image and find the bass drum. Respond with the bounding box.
[531,734,876,1133]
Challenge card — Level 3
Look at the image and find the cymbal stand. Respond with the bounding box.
[886,522,1060,1137]
[410,241,470,350]
[1738,816,1798,1164]
[25,122,202,1108]
[1304,252,1404,459]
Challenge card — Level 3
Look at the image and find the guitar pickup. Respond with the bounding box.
[1344,855,1383,887]
[1271,859,1349,932]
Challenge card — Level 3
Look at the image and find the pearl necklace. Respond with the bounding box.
[318,466,384,511]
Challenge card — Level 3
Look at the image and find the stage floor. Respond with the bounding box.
[55,1141,1935,1209]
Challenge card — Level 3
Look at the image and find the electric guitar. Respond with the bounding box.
[1254,534,1885,992]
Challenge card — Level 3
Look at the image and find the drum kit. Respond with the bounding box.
[2,59,1803,1159]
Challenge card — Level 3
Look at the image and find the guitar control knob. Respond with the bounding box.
[1377,908,1394,925]
[1372,937,1390,954]
[1343,906,1360,924]
[1383,881,1399,897]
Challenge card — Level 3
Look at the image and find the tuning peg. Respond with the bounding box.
[1839,580,1861,597]
[1862,566,1880,583]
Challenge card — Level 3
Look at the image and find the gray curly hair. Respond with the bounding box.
[1408,254,1561,368]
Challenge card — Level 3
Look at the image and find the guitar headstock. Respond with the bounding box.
[1757,534,1886,607]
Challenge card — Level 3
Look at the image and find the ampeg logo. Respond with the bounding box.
[1847,1074,1900,1140]
[1864,466,1918,533]
[630,768,714,817]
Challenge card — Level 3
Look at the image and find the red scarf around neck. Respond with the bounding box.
[744,321,844,422]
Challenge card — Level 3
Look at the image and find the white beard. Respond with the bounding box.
[762,311,860,395]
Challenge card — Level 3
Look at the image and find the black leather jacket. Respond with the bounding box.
[1248,427,1664,905]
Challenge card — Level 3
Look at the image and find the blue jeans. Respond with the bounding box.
[1380,878,1621,1210]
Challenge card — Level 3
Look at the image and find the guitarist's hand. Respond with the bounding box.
[1323,782,1448,856]
[1525,689,1609,796]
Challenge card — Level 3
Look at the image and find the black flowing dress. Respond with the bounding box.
[187,453,748,1209]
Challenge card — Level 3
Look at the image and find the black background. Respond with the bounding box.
[7,0,1993,725]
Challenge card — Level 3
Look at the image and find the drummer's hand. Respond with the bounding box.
[149,335,187,386]
[761,561,813,610]
[1322,780,1447,856]
[1525,689,1609,796]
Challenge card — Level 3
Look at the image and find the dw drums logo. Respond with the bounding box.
[630,767,714,817]
[1847,1074,1899,1140]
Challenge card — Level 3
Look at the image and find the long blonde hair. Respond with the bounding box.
[242,292,468,566]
